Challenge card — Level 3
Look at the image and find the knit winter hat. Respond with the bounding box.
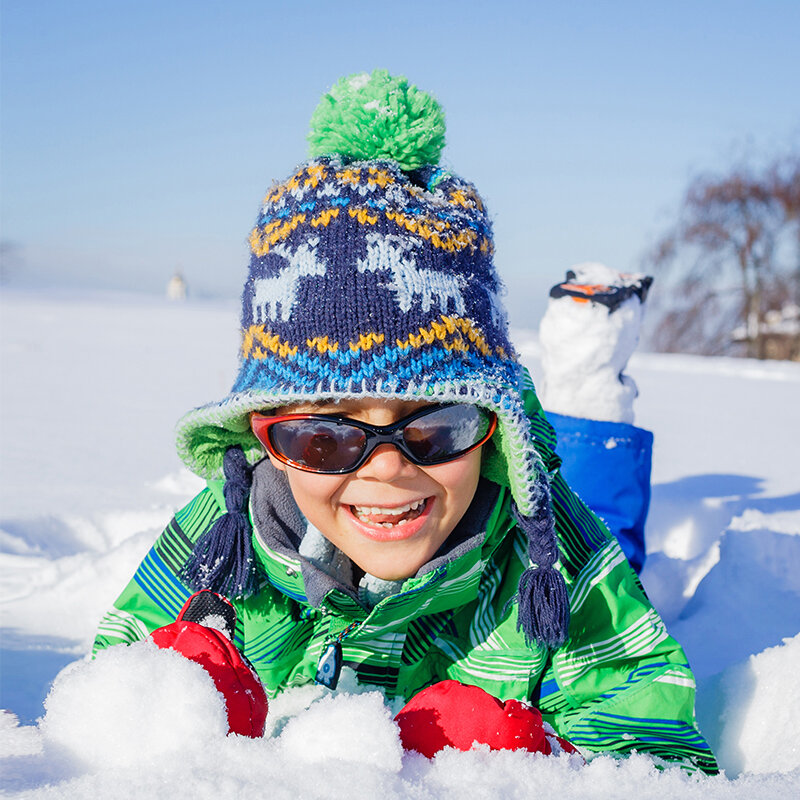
[176,70,569,648]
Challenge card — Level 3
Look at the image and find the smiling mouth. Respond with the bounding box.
[350,498,428,528]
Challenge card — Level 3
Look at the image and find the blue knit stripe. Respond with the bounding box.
[233,342,517,394]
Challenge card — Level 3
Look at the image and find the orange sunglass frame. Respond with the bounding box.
[250,405,497,474]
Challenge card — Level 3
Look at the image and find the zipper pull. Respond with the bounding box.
[315,641,342,689]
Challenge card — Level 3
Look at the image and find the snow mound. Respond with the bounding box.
[279,691,403,769]
[40,641,228,768]
[701,633,800,777]
[0,711,42,758]
[669,526,800,677]
[3,653,800,797]
[0,512,165,647]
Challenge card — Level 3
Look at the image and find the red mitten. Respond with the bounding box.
[150,591,268,738]
[395,680,580,758]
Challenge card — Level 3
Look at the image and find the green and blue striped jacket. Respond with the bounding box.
[94,461,717,773]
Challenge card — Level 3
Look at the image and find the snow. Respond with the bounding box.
[537,263,648,424]
[705,633,800,776]
[40,642,229,769]
[277,689,404,768]
[2,289,800,797]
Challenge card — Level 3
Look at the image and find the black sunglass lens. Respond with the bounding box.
[270,420,366,471]
[403,406,491,462]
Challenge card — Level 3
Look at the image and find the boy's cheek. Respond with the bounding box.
[266,453,287,472]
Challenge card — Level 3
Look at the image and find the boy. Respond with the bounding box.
[94,70,716,772]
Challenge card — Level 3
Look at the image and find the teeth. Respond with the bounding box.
[351,499,426,524]
[353,500,423,517]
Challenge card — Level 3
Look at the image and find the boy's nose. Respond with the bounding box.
[357,443,419,480]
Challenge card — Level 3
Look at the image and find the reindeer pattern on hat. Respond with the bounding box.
[357,232,466,315]
[251,238,325,323]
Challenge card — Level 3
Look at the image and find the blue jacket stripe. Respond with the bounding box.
[133,549,191,619]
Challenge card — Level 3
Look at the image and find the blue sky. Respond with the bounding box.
[2,0,798,323]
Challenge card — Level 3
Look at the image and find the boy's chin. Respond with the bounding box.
[351,549,438,582]
[354,561,417,582]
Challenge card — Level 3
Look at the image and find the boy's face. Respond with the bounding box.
[266,398,484,582]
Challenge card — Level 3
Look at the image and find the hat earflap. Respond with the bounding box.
[512,476,570,648]
[180,447,259,598]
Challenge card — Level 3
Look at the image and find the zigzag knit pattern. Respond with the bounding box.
[235,157,510,400]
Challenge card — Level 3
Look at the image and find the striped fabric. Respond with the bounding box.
[94,478,717,773]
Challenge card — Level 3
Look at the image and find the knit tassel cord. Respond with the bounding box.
[512,492,570,648]
[180,447,259,598]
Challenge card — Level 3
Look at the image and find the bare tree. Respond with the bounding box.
[646,154,800,360]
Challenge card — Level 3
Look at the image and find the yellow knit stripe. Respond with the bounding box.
[448,189,471,209]
[304,164,328,188]
[262,171,302,205]
[385,210,478,253]
[243,328,386,359]
[262,165,329,206]
[250,190,485,256]
[241,320,505,362]
[349,332,385,353]
[348,207,379,225]
[336,168,362,188]
[249,214,307,256]
[367,167,394,188]
[306,336,339,354]
[310,208,340,227]
[263,165,395,204]
[395,316,498,358]
[449,187,484,212]
[242,326,299,359]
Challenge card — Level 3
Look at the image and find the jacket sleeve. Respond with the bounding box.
[538,531,718,774]
[92,486,225,653]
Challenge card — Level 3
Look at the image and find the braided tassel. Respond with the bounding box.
[512,484,570,649]
[180,447,259,598]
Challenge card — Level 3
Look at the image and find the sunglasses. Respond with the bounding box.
[250,404,497,474]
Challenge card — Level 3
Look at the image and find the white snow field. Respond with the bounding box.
[1,290,799,798]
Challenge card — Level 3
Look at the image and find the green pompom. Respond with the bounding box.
[308,69,446,170]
